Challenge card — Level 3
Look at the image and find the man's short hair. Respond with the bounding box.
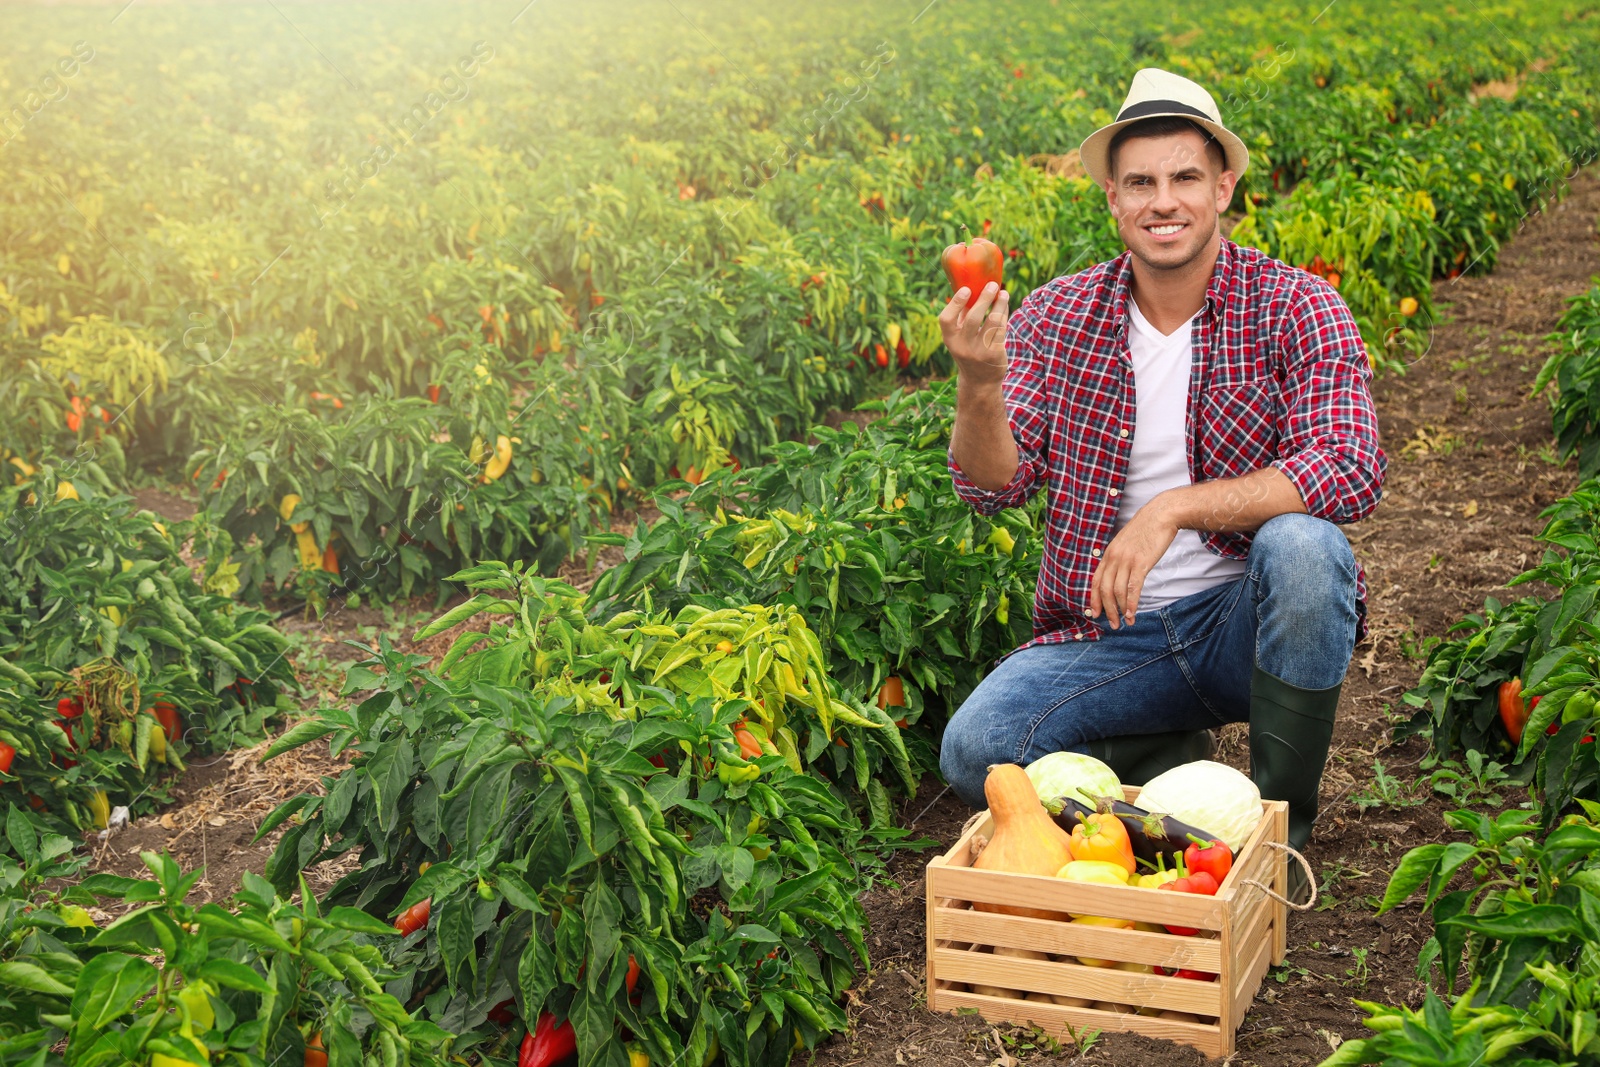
[1107,116,1226,178]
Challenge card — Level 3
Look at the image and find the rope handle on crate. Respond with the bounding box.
[959,811,988,861]
[1241,841,1317,911]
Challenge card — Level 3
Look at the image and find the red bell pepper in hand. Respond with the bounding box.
[520,1013,577,1067]
[1155,868,1220,935]
[941,234,1005,297]
[1184,836,1233,883]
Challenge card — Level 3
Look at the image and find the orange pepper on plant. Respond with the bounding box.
[732,722,763,760]
[1499,678,1531,745]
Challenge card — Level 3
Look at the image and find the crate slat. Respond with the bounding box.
[931,990,1228,1059]
[933,949,1223,1015]
[931,905,1223,970]
[1272,803,1289,965]
[1229,923,1276,1033]
[1214,799,1284,896]
[928,865,1225,928]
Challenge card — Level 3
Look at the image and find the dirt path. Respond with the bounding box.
[807,168,1600,1067]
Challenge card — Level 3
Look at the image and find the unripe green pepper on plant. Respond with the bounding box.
[717,756,760,786]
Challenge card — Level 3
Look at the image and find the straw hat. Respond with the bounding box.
[1078,68,1250,187]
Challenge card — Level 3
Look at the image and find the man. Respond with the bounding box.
[937,68,1385,874]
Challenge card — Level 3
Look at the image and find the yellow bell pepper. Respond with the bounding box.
[280,493,310,534]
[87,790,110,830]
[55,480,79,501]
[1056,860,1129,886]
[295,529,322,571]
[1071,914,1135,967]
[483,434,512,481]
[1137,868,1181,889]
[179,982,216,1031]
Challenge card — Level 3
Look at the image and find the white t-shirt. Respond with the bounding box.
[1115,297,1248,610]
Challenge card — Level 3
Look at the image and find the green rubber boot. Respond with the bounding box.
[1249,667,1341,903]
[1087,729,1215,787]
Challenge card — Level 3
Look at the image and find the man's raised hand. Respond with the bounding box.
[938,282,1009,385]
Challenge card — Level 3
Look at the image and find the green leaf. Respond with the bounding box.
[325,906,401,937]
[1378,843,1446,914]
[413,593,515,641]
[197,959,274,994]
[518,928,556,1022]
[70,952,157,1032]
[262,720,338,762]
[438,895,476,990]
[1442,903,1580,940]
[0,961,74,997]
[6,806,38,866]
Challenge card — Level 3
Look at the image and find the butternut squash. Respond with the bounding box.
[972,764,1077,921]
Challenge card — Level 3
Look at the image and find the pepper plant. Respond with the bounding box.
[587,381,1040,784]
[0,485,293,846]
[259,634,878,1066]
[0,805,450,1067]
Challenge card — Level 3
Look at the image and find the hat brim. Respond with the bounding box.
[1078,111,1249,189]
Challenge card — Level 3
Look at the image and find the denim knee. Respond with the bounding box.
[1249,513,1358,687]
[1250,513,1356,596]
[939,701,1008,809]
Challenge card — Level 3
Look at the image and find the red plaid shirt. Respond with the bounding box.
[950,237,1385,648]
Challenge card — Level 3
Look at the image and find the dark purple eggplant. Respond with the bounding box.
[1051,794,1221,869]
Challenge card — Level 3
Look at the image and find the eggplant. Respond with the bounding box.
[1051,794,1222,870]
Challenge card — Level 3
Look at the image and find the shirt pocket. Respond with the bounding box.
[1195,382,1278,477]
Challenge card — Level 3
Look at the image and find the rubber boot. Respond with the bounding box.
[1087,729,1215,787]
[1249,666,1340,903]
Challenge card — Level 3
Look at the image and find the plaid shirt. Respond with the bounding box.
[950,237,1385,648]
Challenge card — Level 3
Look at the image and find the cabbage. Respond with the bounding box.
[1024,752,1123,815]
[1135,761,1262,851]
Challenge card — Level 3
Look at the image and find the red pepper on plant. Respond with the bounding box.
[0,741,14,775]
[394,898,431,935]
[519,1013,577,1067]
[150,701,181,743]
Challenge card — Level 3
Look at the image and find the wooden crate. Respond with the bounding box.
[925,788,1290,1058]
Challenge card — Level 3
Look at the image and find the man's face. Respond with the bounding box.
[1105,130,1235,271]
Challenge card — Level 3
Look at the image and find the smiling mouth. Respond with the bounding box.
[1143,221,1188,237]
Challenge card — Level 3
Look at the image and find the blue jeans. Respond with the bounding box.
[939,514,1358,808]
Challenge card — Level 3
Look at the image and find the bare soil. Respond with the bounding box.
[79,169,1600,1066]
